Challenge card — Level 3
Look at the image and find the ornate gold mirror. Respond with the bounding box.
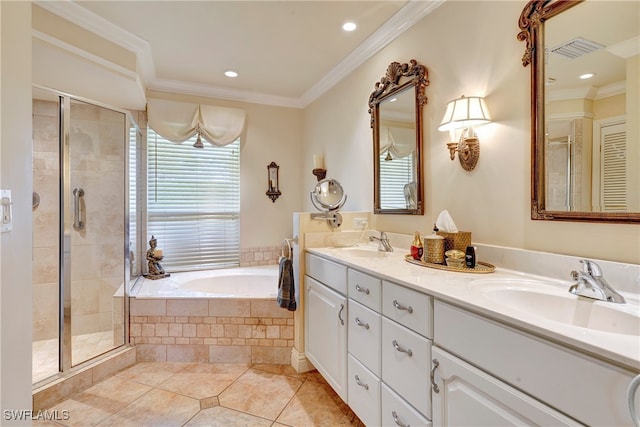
[369,59,428,214]
[519,0,639,223]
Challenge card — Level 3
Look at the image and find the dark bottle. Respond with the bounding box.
[465,246,476,268]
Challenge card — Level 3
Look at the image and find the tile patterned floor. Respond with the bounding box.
[35,362,364,427]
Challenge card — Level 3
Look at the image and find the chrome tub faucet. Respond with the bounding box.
[569,259,626,303]
[370,231,393,252]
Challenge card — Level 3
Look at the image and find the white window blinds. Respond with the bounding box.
[147,128,240,271]
[379,151,415,209]
[601,122,627,212]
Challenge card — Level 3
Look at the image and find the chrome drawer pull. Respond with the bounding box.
[354,374,369,390]
[338,304,345,326]
[354,317,370,330]
[393,299,413,314]
[355,284,370,295]
[392,411,410,427]
[431,358,440,393]
[392,339,413,357]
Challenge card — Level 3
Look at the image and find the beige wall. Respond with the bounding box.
[302,0,639,264]
[147,91,304,250]
[1,1,33,419]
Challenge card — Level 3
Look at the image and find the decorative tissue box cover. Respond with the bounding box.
[437,231,471,252]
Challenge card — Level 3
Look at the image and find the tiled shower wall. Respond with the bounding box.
[32,99,125,342]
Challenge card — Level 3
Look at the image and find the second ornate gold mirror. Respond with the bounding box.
[519,0,639,223]
[369,59,428,215]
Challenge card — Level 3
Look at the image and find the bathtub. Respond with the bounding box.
[133,265,279,299]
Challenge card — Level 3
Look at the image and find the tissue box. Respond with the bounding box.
[437,231,471,252]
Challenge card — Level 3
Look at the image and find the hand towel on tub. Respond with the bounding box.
[277,255,296,311]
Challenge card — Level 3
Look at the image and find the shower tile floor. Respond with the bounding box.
[33,331,117,383]
[34,362,364,426]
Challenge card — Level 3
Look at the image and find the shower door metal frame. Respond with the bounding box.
[33,85,136,378]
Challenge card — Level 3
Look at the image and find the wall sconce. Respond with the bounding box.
[438,95,491,171]
[312,153,326,181]
[266,162,281,202]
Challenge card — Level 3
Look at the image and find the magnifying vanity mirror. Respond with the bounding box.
[310,178,347,229]
[369,59,428,215]
[519,0,639,223]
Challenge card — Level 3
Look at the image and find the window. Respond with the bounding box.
[379,151,415,209]
[147,128,240,271]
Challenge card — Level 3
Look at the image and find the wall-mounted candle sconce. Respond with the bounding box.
[438,95,491,171]
[266,162,281,202]
[312,153,326,181]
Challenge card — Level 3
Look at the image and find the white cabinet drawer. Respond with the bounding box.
[382,317,432,418]
[348,354,381,427]
[348,268,381,311]
[382,382,432,427]
[434,300,636,426]
[306,253,347,295]
[383,280,433,338]
[348,299,381,376]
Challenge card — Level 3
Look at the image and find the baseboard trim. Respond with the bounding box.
[290,347,314,373]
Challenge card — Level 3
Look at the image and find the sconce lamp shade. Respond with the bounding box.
[438,95,490,132]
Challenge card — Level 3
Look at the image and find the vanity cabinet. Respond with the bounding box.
[346,266,433,426]
[431,347,579,426]
[433,300,637,426]
[304,253,348,401]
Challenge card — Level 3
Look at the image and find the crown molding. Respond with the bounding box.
[35,0,155,87]
[148,79,304,109]
[299,0,445,107]
[35,0,443,108]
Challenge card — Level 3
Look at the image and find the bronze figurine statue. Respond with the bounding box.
[146,235,170,279]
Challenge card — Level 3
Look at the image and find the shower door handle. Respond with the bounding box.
[73,188,85,231]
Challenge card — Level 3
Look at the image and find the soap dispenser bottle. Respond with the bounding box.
[411,231,423,260]
[465,246,476,268]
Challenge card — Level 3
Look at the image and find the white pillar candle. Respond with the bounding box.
[313,154,324,169]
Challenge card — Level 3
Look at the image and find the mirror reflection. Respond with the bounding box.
[369,59,428,215]
[378,87,417,210]
[520,0,640,222]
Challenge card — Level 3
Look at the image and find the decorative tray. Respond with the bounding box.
[404,254,495,273]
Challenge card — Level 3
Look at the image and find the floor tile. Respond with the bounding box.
[218,368,302,420]
[157,363,250,399]
[276,380,357,426]
[184,406,272,427]
[115,362,188,387]
[97,388,199,427]
[49,376,152,426]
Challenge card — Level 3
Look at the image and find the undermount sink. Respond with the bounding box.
[472,278,640,336]
[338,245,392,258]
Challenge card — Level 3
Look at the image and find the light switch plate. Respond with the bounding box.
[1,189,12,233]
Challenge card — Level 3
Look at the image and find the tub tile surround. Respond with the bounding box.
[130,298,294,365]
[34,363,363,427]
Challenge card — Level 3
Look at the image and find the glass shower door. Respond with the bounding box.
[66,98,127,366]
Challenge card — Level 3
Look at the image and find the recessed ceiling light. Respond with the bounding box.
[579,73,595,80]
[224,70,238,78]
[342,22,357,32]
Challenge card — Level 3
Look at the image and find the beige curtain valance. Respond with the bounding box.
[147,98,246,146]
[380,125,415,159]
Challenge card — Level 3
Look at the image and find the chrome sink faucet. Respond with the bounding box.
[569,259,626,303]
[370,231,393,252]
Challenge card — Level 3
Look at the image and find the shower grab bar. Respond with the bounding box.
[73,188,85,231]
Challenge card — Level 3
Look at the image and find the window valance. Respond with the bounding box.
[147,98,246,147]
[379,125,416,159]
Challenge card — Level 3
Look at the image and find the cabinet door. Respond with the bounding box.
[431,347,581,426]
[381,317,431,418]
[305,275,348,401]
[348,299,381,376]
[348,354,381,427]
